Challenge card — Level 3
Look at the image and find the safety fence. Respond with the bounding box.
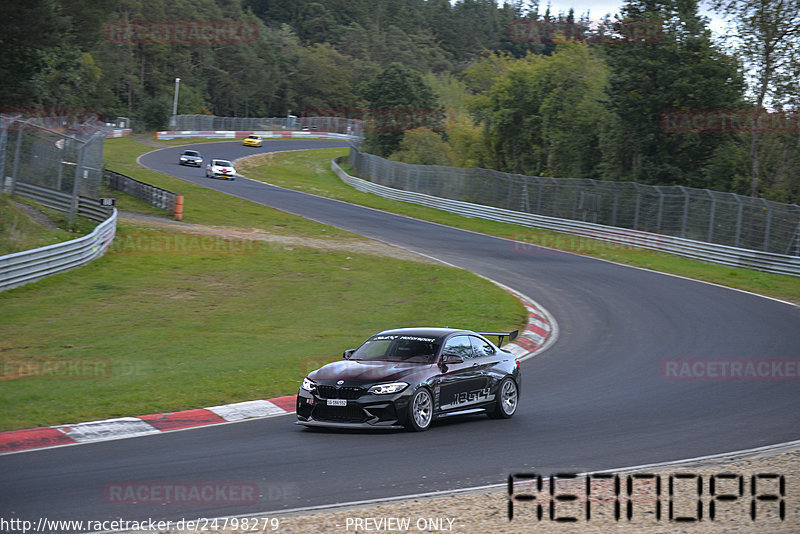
[171,114,363,139]
[0,208,117,292]
[104,169,183,219]
[348,149,800,259]
[1,113,108,223]
[334,156,800,276]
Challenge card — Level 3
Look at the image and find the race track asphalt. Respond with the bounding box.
[2,140,798,530]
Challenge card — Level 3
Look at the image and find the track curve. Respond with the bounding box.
[2,140,798,530]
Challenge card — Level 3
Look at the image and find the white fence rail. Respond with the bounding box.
[332,157,800,276]
[0,208,117,292]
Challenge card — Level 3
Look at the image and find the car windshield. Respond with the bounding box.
[247,136,258,139]
[214,160,232,167]
[184,151,199,157]
[351,335,439,363]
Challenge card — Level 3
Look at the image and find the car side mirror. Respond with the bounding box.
[442,353,463,364]
[343,349,355,359]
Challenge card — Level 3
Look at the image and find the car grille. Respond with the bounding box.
[316,385,364,400]
[313,404,366,423]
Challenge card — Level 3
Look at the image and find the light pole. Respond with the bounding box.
[170,77,180,128]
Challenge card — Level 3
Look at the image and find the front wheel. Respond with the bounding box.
[405,388,433,431]
[488,377,518,419]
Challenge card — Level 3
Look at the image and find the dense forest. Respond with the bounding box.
[1,0,798,201]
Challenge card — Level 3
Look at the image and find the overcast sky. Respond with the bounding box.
[530,0,730,35]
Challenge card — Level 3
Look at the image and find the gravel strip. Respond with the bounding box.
[10,200,62,231]
[149,444,799,534]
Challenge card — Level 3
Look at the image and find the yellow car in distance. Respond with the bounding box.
[243,135,263,147]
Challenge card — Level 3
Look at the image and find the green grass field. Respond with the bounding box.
[0,196,95,255]
[0,137,525,432]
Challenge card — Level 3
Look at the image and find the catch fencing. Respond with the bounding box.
[0,113,117,291]
[349,149,800,259]
[1,113,107,222]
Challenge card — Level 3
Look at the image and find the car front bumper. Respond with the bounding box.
[296,387,413,429]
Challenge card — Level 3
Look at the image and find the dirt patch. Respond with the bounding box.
[117,213,437,264]
[10,200,61,231]
[236,152,277,173]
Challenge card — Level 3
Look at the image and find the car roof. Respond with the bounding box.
[371,327,475,341]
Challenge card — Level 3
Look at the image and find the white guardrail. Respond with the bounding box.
[0,208,117,292]
[156,130,357,141]
[332,157,800,277]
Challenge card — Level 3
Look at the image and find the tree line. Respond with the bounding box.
[0,0,798,201]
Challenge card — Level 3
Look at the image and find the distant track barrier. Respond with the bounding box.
[104,169,183,220]
[332,157,800,276]
[155,130,357,142]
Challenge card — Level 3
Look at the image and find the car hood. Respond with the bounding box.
[308,359,435,384]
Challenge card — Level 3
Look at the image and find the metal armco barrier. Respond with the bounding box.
[0,208,117,292]
[332,157,800,276]
[349,149,800,257]
[14,182,113,221]
[104,169,183,219]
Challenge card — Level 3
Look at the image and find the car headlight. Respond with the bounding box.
[301,377,316,392]
[368,382,408,395]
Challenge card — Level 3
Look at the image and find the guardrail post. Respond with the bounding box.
[762,198,772,252]
[68,141,86,223]
[0,118,7,187]
[679,186,689,238]
[535,177,543,214]
[551,178,559,217]
[734,195,743,248]
[792,205,800,256]
[656,187,664,232]
[10,122,25,197]
[706,189,716,243]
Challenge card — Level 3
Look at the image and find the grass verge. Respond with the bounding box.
[0,195,95,255]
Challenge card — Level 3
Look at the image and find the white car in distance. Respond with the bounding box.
[205,159,236,180]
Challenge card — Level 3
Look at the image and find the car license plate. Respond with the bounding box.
[327,399,347,406]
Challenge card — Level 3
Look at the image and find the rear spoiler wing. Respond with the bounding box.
[477,330,519,346]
